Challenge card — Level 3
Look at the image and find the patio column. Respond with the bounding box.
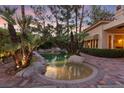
[111,35,114,49]
[94,40,96,48]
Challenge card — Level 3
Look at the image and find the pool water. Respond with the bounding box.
[41,53,69,62]
[41,53,93,80]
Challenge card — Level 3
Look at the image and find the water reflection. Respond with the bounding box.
[43,53,92,80]
[45,62,92,80]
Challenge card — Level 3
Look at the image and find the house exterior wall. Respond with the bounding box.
[84,5,124,49]
[0,17,21,32]
[86,24,108,48]
[101,28,108,48]
[0,17,8,29]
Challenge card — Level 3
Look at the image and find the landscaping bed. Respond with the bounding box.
[81,48,124,58]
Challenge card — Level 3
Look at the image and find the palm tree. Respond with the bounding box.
[0,6,19,43]
[16,15,32,67]
[0,27,21,67]
[17,14,44,68]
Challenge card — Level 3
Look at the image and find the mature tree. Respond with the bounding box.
[31,5,89,54]
[89,5,114,24]
[0,6,44,69]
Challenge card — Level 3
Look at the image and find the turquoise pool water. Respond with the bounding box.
[41,53,69,62]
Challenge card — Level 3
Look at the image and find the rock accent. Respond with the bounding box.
[15,51,46,78]
[38,47,67,54]
[68,55,85,64]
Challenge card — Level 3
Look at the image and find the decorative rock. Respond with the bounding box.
[38,47,67,55]
[15,68,27,77]
[32,62,46,74]
[22,66,34,78]
[38,49,45,54]
[68,55,85,64]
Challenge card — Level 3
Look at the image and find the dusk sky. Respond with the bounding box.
[0,5,116,25]
[0,5,116,16]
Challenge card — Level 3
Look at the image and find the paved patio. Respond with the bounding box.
[0,53,124,88]
[80,53,124,88]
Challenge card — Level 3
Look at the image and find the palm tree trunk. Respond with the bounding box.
[13,53,20,68]
[21,5,27,37]
[21,51,32,68]
[8,23,19,43]
[21,5,25,19]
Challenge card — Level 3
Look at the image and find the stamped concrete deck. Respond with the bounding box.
[0,53,124,88]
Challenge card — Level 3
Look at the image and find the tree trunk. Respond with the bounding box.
[55,17,59,35]
[66,7,70,33]
[21,5,25,19]
[67,19,69,32]
[75,8,78,34]
[21,51,32,68]
[21,5,27,38]
[79,5,84,32]
[13,54,20,68]
[8,23,19,43]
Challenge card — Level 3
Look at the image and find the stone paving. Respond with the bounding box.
[0,62,23,88]
[1,53,124,88]
[80,53,124,87]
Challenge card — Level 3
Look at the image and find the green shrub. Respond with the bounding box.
[38,41,54,49]
[81,48,124,58]
[0,28,9,35]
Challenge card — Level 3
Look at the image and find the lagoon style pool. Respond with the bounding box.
[41,53,93,80]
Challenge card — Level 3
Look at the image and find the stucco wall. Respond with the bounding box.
[87,24,108,49]
[0,17,8,29]
[101,25,108,49]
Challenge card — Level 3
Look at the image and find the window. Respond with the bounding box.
[4,23,6,28]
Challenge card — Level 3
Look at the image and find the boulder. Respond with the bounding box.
[32,62,46,74]
[22,66,34,78]
[68,55,85,64]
